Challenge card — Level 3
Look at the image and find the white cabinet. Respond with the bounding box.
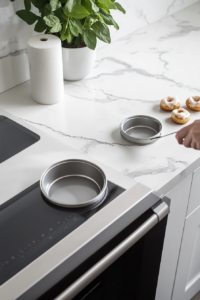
[187,166,200,216]
[172,206,200,300]
[171,166,200,300]
[155,174,193,300]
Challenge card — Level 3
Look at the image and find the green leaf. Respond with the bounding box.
[53,8,66,22]
[90,12,99,20]
[97,13,104,22]
[61,19,69,40]
[43,14,60,27]
[64,3,90,19]
[97,0,116,10]
[50,0,58,10]
[82,0,92,12]
[73,19,83,34]
[34,18,47,32]
[110,18,119,29]
[82,16,92,29]
[69,20,79,37]
[31,0,49,9]
[66,26,73,43]
[96,2,110,14]
[56,2,62,10]
[82,0,99,13]
[64,0,81,12]
[50,23,62,32]
[16,10,38,25]
[115,2,126,13]
[83,29,97,50]
[50,0,62,11]
[38,7,45,17]
[24,0,31,11]
[92,21,111,43]
[61,12,70,21]
[99,9,119,29]
[44,4,52,16]
[75,35,81,47]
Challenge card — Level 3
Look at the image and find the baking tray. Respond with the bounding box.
[120,115,162,145]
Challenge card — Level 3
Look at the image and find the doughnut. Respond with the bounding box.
[160,96,180,111]
[186,96,200,111]
[171,108,190,124]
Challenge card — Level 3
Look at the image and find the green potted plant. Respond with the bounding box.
[11,0,125,80]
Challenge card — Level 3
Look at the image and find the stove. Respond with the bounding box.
[0,115,39,163]
[0,181,124,286]
[0,110,162,300]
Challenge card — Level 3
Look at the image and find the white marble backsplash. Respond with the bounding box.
[0,0,199,93]
[108,0,200,46]
[0,0,34,93]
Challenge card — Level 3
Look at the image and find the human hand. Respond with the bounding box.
[176,120,200,150]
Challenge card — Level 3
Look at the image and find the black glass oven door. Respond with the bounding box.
[38,200,169,300]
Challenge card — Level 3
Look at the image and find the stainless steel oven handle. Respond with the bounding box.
[55,201,169,300]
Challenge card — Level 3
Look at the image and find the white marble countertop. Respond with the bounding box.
[1,2,200,194]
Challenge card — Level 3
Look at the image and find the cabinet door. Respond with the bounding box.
[172,206,200,300]
[187,167,200,216]
[155,174,193,300]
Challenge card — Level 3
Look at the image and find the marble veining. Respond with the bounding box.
[106,0,200,46]
[0,48,27,60]
[65,81,160,104]
[22,118,133,147]
[123,158,188,179]
[0,3,200,192]
[159,21,200,40]
[0,2,33,93]
[0,0,199,93]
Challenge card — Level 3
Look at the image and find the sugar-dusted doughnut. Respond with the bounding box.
[171,108,190,124]
[186,96,200,111]
[160,96,180,111]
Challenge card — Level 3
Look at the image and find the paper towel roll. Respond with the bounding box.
[27,34,64,105]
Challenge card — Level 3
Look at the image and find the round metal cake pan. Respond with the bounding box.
[120,115,162,145]
[40,159,107,208]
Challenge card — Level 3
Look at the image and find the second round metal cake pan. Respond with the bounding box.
[40,159,107,208]
[120,115,162,145]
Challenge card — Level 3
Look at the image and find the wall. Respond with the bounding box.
[0,0,199,94]
[0,0,35,93]
[108,0,200,46]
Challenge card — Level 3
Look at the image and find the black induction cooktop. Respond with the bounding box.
[0,181,125,286]
[0,116,40,163]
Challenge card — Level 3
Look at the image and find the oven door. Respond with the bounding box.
[38,199,170,300]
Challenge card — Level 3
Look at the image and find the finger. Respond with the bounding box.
[191,140,197,150]
[176,124,192,143]
[197,142,200,150]
[176,135,184,144]
[175,131,184,144]
[183,134,192,148]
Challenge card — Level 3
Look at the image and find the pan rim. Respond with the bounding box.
[40,159,107,208]
[120,115,162,143]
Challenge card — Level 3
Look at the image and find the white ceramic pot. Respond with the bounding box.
[62,46,96,81]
